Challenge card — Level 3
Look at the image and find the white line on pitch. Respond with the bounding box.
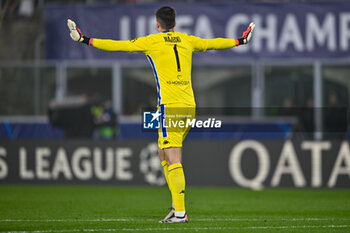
[0,225,350,233]
[0,219,129,222]
[194,217,349,222]
[0,217,349,222]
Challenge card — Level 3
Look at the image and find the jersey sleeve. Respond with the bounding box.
[91,36,151,53]
[188,35,238,52]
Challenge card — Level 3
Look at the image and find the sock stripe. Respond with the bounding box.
[168,166,183,172]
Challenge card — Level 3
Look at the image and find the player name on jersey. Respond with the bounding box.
[163,36,181,43]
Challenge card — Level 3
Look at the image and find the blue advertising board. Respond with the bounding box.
[45,2,350,60]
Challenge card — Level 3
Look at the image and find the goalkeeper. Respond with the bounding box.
[67,6,254,223]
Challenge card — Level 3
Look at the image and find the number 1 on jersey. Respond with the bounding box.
[173,44,181,72]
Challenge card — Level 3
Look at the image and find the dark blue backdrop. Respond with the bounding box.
[45,2,350,60]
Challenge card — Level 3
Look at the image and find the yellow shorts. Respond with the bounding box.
[158,103,196,149]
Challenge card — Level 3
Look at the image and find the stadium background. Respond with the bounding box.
[0,0,349,232]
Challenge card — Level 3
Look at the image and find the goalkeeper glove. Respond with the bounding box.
[236,22,255,46]
[67,19,92,46]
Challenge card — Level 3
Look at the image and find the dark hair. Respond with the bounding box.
[156,6,176,30]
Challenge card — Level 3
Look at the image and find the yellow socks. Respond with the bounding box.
[161,160,169,185]
[161,161,186,216]
[168,163,186,216]
[161,160,175,209]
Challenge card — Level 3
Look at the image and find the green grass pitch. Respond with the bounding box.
[0,186,349,232]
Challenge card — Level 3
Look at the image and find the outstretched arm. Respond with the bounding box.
[91,38,150,53]
[67,19,149,53]
[190,22,255,52]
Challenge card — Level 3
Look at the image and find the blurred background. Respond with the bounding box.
[0,0,349,188]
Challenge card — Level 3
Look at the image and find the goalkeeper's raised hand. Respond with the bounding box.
[236,22,255,46]
[67,19,92,46]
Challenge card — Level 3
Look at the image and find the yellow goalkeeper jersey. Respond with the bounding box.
[92,31,238,106]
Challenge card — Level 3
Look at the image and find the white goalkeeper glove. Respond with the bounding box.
[67,19,92,45]
[236,22,255,45]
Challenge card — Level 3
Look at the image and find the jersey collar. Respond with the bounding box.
[162,30,172,33]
